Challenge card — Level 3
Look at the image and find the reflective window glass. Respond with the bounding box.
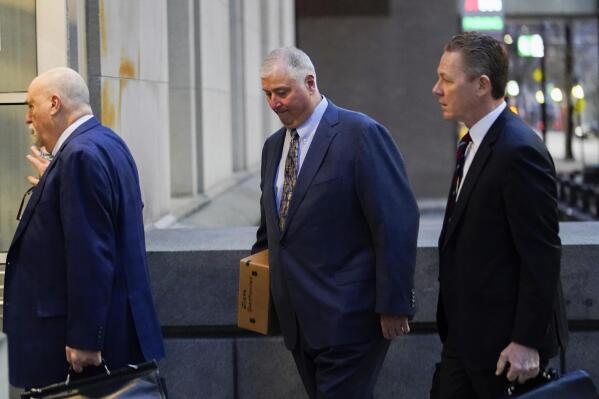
[0,0,37,92]
[505,18,599,163]
[0,105,31,251]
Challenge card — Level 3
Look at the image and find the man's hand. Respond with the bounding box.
[26,145,51,186]
[495,342,539,384]
[65,346,102,373]
[380,314,410,340]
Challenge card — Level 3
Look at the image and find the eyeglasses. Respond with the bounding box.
[16,186,35,221]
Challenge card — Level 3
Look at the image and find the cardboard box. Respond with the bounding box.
[237,250,273,334]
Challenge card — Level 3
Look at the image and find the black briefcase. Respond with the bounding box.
[21,361,167,399]
[510,369,599,398]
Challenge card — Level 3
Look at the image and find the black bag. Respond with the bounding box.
[508,369,599,398]
[21,361,167,399]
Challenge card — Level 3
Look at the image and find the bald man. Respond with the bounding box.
[2,68,164,389]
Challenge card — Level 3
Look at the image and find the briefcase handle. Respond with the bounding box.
[64,358,111,385]
[64,359,151,385]
[506,368,559,396]
[22,361,163,399]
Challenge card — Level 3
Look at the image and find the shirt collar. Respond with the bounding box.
[52,114,94,156]
[468,101,506,147]
[290,96,328,139]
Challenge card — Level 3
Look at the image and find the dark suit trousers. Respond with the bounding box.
[439,344,551,399]
[292,327,389,399]
[439,344,508,399]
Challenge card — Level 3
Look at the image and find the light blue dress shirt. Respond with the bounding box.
[274,97,329,209]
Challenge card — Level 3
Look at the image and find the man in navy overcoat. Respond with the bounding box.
[3,67,164,388]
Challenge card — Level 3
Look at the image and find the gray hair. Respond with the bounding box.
[35,67,91,113]
[260,47,316,82]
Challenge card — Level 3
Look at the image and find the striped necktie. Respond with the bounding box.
[446,132,472,219]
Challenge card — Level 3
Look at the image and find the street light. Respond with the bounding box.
[535,90,545,104]
[572,84,585,100]
[550,87,564,103]
[506,80,520,97]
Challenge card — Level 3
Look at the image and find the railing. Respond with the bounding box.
[558,169,599,221]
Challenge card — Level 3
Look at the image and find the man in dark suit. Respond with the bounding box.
[252,47,419,398]
[432,32,568,398]
[3,67,165,389]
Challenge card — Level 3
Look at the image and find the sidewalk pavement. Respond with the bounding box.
[174,175,262,228]
[173,130,595,229]
[175,172,446,230]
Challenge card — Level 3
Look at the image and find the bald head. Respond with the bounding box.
[26,67,92,152]
[29,67,92,116]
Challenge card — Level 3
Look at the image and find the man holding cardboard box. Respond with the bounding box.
[251,47,419,399]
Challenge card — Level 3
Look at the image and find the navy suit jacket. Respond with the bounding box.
[3,117,165,388]
[437,108,568,369]
[252,100,419,350]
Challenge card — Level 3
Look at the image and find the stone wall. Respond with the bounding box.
[85,0,295,224]
[146,222,599,398]
[296,0,458,199]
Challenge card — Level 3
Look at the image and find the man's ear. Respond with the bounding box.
[305,75,316,93]
[49,95,62,116]
[478,75,492,97]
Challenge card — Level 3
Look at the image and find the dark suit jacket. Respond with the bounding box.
[252,100,419,350]
[3,117,165,388]
[437,107,568,370]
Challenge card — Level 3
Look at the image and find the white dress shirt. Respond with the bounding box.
[52,114,94,156]
[274,97,328,209]
[458,101,506,197]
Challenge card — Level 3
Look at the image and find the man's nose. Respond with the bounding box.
[269,97,280,111]
[432,82,442,96]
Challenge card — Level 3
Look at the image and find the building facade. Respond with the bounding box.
[0,0,294,250]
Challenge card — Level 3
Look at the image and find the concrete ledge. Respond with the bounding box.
[375,334,442,398]
[156,333,599,399]
[1,333,8,399]
[149,250,246,326]
[236,336,305,399]
[161,338,234,399]
[146,222,599,326]
[146,222,599,398]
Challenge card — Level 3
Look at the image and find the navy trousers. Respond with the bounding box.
[292,327,390,399]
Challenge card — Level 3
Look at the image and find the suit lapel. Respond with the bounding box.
[281,103,340,238]
[10,158,55,247]
[10,117,100,247]
[440,109,508,250]
[264,128,285,231]
[438,184,454,249]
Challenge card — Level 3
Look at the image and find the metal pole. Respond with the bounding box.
[565,21,575,160]
[541,23,548,141]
